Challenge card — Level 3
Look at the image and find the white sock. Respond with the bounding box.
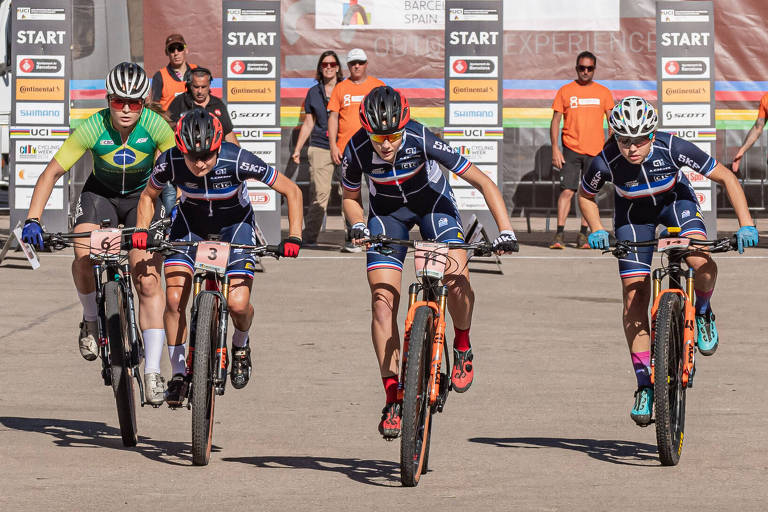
[168,344,187,376]
[232,327,249,348]
[143,329,165,375]
[78,291,99,322]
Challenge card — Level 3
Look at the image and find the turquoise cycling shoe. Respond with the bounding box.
[696,310,718,356]
[630,386,653,426]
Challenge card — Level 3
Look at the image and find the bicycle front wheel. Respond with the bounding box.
[400,306,435,487]
[104,280,138,447]
[653,292,687,466]
[191,293,218,466]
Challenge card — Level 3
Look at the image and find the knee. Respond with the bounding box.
[135,274,162,298]
[371,291,396,323]
[227,294,250,317]
[165,288,185,314]
[624,287,651,315]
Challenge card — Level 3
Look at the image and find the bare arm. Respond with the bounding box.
[342,187,365,227]
[707,163,754,227]
[578,190,605,233]
[328,111,342,165]
[135,185,163,230]
[270,172,304,239]
[550,111,565,169]
[224,131,240,147]
[292,112,315,164]
[26,158,68,220]
[605,108,613,138]
[732,117,766,173]
[458,164,513,233]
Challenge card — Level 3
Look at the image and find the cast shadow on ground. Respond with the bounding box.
[468,436,658,466]
[222,455,400,487]
[0,416,218,466]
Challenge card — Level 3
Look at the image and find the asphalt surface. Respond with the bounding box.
[1,219,767,510]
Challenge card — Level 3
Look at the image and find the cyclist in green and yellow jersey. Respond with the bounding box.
[22,62,175,405]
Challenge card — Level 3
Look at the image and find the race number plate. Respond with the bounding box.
[657,237,691,252]
[414,241,449,279]
[195,241,230,274]
[90,228,122,257]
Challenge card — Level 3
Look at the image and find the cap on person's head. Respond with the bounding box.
[347,48,367,63]
[165,33,186,51]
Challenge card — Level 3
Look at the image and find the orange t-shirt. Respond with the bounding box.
[758,93,768,119]
[552,80,614,156]
[327,75,386,152]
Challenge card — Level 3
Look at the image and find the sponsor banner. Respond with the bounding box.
[14,140,63,162]
[661,80,709,102]
[227,56,276,78]
[15,102,65,125]
[245,182,277,211]
[661,104,710,127]
[452,187,489,211]
[692,142,712,155]
[16,78,65,101]
[15,29,68,46]
[661,57,709,79]
[16,55,65,77]
[683,168,711,189]
[240,141,276,164]
[661,127,716,141]
[443,127,504,139]
[315,0,443,30]
[448,140,498,163]
[16,6,65,20]
[10,126,69,138]
[450,164,497,185]
[14,186,63,209]
[694,189,712,212]
[233,127,281,141]
[504,0,618,31]
[449,56,498,78]
[15,164,64,186]
[229,104,276,126]
[449,103,498,125]
[449,8,499,22]
[228,80,276,102]
[226,7,277,22]
[449,79,498,101]
[660,8,710,23]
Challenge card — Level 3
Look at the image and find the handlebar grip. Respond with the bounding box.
[266,244,281,255]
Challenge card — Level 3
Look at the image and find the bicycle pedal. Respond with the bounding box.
[215,386,225,396]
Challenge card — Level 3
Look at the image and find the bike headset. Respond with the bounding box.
[609,96,659,137]
[359,86,410,134]
[185,67,213,94]
[106,61,150,99]
[175,107,223,157]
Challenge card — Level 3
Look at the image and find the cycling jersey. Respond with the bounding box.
[54,108,175,195]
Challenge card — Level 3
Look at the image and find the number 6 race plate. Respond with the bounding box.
[195,241,230,274]
[90,228,122,256]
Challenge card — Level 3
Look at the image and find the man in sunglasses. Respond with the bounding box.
[550,51,614,249]
[341,86,518,439]
[151,33,198,111]
[578,96,758,426]
[21,62,176,405]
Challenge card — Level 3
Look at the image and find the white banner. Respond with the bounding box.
[15,102,65,125]
[14,186,63,209]
[229,104,276,126]
[449,164,497,186]
[226,56,276,79]
[447,140,498,163]
[245,182,277,211]
[449,103,498,125]
[240,141,276,164]
[452,187,488,210]
[661,104,710,127]
[14,140,63,162]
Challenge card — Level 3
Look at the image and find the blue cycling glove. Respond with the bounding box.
[22,218,44,250]
[736,225,758,254]
[588,230,610,250]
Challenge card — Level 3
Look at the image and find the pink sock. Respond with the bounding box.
[454,327,471,352]
[631,351,651,387]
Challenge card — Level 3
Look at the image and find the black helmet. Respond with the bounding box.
[174,107,223,156]
[359,86,410,134]
[106,62,149,99]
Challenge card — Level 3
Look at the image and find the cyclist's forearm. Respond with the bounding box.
[135,189,158,229]
[478,180,513,233]
[715,166,754,226]
[342,191,365,225]
[27,159,67,219]
[578,193,604,231]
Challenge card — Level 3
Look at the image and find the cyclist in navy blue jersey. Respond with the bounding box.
[342,86,518,439]
[133,108,303,403]
[578,96,757,426]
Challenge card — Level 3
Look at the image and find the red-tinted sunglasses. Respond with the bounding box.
[109,97,144,112]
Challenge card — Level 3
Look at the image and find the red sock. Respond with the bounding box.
[382,375,398,403]
[454,327,471,352]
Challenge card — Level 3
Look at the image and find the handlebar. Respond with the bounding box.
[42,217,171,249]
[607,235,737,259]
[147,239,282,258]
[361,235,494,257]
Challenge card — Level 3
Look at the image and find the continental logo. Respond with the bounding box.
[228,80,275,102]
[16,79,65,100]
[449,80,497,101]
[661,81,709,102]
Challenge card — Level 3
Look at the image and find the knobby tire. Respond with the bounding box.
[191,293,218,466]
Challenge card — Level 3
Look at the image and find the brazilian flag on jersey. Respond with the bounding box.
[54,107,175,194]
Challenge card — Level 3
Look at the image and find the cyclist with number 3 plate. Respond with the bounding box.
[21,62,175,406]
[341,86,518,439]
[578,97,758,425]
[133,108,303,406]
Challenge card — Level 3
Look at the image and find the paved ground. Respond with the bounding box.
[1,214,767,511]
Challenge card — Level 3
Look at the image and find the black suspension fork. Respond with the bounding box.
[92,263,111,384]
[186,272,205,375]
[119,262,142,368]
[215,274,231,389]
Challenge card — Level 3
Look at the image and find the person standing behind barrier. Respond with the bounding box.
[291,51,343,245]
[151,34,198,111]
[731,92,768,174]
[328,48,385,252]
[550,51,613,249]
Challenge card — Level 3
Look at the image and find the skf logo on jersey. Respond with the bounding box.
[589,172,601,189]
[678,154,701,170]
[239,161,266,174]
[154,162,168,173]
[432,140,455,154]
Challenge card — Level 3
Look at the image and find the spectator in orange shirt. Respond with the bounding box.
[550,51,614,249]
[151,34,198,111]
[328,48,385,252]
[731,92,768,174]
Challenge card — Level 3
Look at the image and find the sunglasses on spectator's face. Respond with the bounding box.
[109,96,143,112]
[369,130,404,144]
[348,60,366,67]
[167,43,185,53]
[577,65,595,72]
[616,134,653,148]
[320,61,338,69]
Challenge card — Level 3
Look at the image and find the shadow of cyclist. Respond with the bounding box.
[0,416,219,466]
[222,455,400,487]
[468,436,658,466]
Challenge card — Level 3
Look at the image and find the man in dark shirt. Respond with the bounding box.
[167,67,238,146]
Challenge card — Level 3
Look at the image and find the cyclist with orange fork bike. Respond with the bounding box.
[341,86,518,439]
[578,97,758,426]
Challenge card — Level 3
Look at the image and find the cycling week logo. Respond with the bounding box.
[342,0,370,25]
[449,56,497,78]
[227,57,275,79]
[16,55,65,77]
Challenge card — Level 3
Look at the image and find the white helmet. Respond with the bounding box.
[106,62,149,99]
[609,96,658,137]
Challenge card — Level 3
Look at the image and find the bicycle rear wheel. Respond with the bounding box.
[400,306,435,487]
[653,292,686,466]
[104,280,138,447]
[191,293,218,466]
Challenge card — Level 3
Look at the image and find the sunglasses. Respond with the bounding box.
[577,65,595,72]
[320,61,339,69]
[348,60,367,67]
[109,96,143,112]
[369,130,404,144]
[187,150,216,162]
[167,43,185,53]
[616,134,653,148]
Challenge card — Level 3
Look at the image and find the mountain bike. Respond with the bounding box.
[43,218,168,446]
[607,230,738,466]
[150,238,280,466]
[365,235,493,486]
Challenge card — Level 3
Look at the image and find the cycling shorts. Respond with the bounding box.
[73,174,164,228]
